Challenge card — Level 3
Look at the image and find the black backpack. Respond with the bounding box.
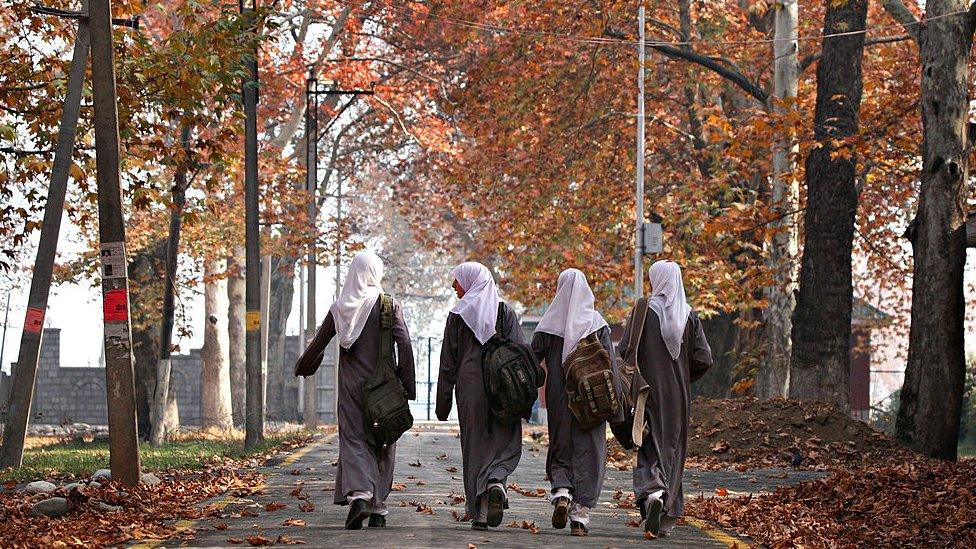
[362,294,413,452]
[481,303,544,424]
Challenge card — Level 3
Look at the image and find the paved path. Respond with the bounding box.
[142,425,825,548]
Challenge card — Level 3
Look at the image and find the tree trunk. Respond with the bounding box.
[150,123,190,445]
[757,0,799,400]
[265,256,296,423]
[789,0,868,410]
[227,246,247,427]
[126,239,166,439]
[896,0,974,460]
[200,257,233,430]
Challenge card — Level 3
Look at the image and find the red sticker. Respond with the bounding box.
[24,307,44,333]
[103,289,129,322]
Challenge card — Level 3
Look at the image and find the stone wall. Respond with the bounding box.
[0,328,339,427]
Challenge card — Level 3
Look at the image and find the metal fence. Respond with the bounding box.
[410,336,454,421]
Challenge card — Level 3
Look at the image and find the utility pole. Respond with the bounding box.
[241,0,264,450]
[0,293,10,378]
[0,6,89,469]
[303,78,373,421]
[0,3,137,470]
[303,71,318,428]
[90,0,140,485]
[634,4,646,299]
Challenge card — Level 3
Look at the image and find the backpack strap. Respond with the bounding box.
[377,294,396,377]
[494,302,505,339]
[624,297,649,365]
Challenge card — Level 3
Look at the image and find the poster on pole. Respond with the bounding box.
[100,242,126,279]
[642,222,663,254]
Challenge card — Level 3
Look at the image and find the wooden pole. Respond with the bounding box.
[0,16,90,469]
[89,0,140,485]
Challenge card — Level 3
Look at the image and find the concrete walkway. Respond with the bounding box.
[139,424,825,548]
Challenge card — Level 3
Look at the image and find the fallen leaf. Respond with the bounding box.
[408,460,422,467]
[283,518,307,527]
[446,467,458,473]
[265,501,287,512]
[299,501,315,512]
[275,534,307,545]
[392,482,407,491]
[227,538,244,545]
[212,521,229,530]
[290,469,301,476]
[246,533,274,546]
[715,487,729,497]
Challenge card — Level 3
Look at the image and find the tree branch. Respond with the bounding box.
[799,34,913,72]
[880,0,921,42]
[650,43,769,104]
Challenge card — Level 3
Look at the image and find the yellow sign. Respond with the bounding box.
[246,311,261,331]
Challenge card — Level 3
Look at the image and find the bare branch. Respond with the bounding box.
[800,34,913,72]
[880,0,921,42]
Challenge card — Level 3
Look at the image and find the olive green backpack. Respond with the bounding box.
[362,294,413,452]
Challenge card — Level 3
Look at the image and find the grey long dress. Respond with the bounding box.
[436,303,525,518]
[296,299,415,510]
[617,308,712,519]
[531,327,624,508]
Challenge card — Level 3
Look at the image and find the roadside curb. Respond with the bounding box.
[683,516,753,547]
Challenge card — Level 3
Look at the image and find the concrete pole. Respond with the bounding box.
[242,0,264,450]
[90,0,140,485]
[304,74,318,428]
[634,4,646,299]
[0,12,90,469]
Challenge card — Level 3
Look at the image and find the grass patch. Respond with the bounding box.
[1,429,314,484]
[959,438,976,458]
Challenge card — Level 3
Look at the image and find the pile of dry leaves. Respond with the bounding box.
[0,434,313,548]
[606,397,914,472]
[686,397,913,470]
[686,457,976,547]
[0,465,264,548]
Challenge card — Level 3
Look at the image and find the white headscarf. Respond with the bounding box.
[535,268,609,364]
[647,260,692,361]
[450,261,500,345]
[330,251,384,349]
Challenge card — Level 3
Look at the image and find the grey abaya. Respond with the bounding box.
[531,327,624,508]
[296,299,415,510]
[436,302,525,518]
[617,308,712,519]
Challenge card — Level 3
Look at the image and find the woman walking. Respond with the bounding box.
[617,260,712,538]
[294,251,415,530]
[531,268,623,536]
[436,261,526,531]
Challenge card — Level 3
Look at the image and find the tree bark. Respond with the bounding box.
[265,256,296,423]
[200,257,233,430]
[789,0,868,410]
[150,123,190,445]
[758,0,799,400]
[896,0,974,460]
[227,246,247,427]
[127,239,166,439]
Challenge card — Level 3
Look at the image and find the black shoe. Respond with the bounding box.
[344,499,369,530]
[486,485,505,527]
[368,513,386,527]
[570,521,589,537]
[471,521,488,531]
[643,496,664,537]
[551,497,569,529]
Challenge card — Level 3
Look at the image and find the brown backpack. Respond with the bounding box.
[609,297,651,450]
[563,332,619,430]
